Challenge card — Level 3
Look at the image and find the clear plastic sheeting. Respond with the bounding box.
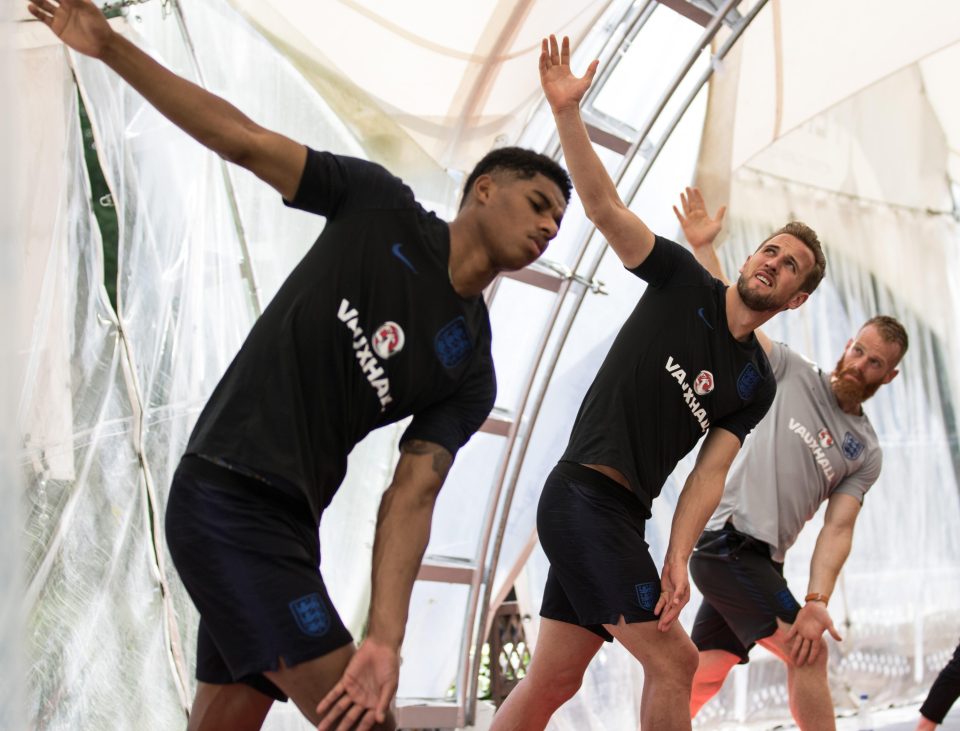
[694,181,960,723]
[12,0,960,728]
[2,5,24,730]
[15,34,187,730]
[14,0,405,728]
[513,202,960,728]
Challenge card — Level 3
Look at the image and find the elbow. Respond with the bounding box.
[582,198,624,233]
[210,121,261,170]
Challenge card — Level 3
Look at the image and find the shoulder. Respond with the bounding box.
[287,148,418,217]
[628,236,716,289]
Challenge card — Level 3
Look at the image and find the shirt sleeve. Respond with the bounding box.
[713,370,777,444]
[833,447,882,504]
[627,236,717,289]
[769,341,821,382]
[399,354,497,459]
[283,148,416,219]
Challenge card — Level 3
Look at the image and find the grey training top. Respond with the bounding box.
[706,341,882,561]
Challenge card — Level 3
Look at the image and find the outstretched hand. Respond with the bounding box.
[539,35,599,114]
[316,638,399,731]
[27,0,115,58]
[654,560,690,632]
[672,186,726,250]
[785,601,842,666]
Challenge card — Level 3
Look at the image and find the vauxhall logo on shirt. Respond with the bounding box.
[788,418,837,481]
[665,356,711,433]
[338,299,399,411]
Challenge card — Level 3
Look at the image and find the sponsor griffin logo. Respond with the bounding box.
[372,321,405,359]
[665,356,710,432]
[817,428,834,449]
[338,299,394,411]
[788,418,836,481]
[693,370,715,396]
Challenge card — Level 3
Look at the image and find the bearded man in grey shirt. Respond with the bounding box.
[674,188,908,730]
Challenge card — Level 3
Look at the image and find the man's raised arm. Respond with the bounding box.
[28,0,306,199]
[674,186,727,281]
[540,35,654,269]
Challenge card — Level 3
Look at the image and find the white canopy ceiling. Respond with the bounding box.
[226,0,610,184]
[728,0,960,184]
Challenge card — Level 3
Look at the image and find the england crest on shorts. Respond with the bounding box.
[435,316,472,368]
[634,581,659,612]
[842,432,865,460]
[289,593,330,637]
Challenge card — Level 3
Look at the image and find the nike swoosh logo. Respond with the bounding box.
[391,243,417,274]
[697,307,714,330]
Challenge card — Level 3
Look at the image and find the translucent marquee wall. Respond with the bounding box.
[11,0,960,729]
[510,180,960,730]
[13,1,396,728]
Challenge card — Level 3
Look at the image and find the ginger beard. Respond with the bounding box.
[831,353,883,405]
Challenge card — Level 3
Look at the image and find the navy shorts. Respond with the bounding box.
[689,523,800,664]
[537,461,661,642]
[165,456,353,701]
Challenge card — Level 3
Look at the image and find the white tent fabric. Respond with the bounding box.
[2,4,25,730]
[728,0,960,175]
[224,0,610,184]
[8,0,960,729]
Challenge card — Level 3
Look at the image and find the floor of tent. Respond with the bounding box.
[257,701,960,730]
[767,702,960,731]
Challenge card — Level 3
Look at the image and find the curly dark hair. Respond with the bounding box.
[460,146,571,210]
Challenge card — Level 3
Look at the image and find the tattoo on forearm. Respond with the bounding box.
[402,440,453,477]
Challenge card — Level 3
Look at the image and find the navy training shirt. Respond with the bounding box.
[186,150,497,522]
[560,236,776,517]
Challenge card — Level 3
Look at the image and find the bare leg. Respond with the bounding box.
[263,643,395,729]
[490,618,604,731]
[690,649,740,717]
[603,617,699,731]
[188,643,394,731]
[757,620,835,731]
[915,716,938,730]
[188,682,273,731]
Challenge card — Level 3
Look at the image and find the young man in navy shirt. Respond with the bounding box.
[491,36,826,731]
[29,1,571,729]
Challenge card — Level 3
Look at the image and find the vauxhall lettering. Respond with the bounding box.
[338,299,393,409]
[788,417,837,481]
[665,356,710,432]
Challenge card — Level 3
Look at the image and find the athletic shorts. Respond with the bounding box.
[689,522,800,664]
[165,456,353,701]
[537,461,661,642]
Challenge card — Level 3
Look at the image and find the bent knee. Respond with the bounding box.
[526,665,586,706]
[645,633,699,684]
[784,637,830,671]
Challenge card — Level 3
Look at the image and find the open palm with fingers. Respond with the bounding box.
[673,186,726,250]
[539,34,599,114]
[26,0,114,58]
[655,560,690,631]
[316,639,398,731]
[786,601,842,666]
